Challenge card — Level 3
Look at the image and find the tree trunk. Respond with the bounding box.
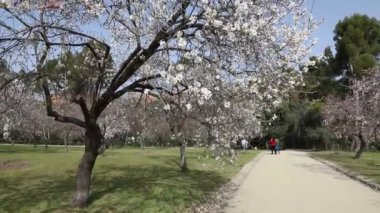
[71,123,102,208]
[140,140,145,149]
[207,128,215,145]
[350,138,356,152]
[33,134,37,147]
[124,135,128,147]
[354,133,367,159]
[354,136,361,152]
[72,149,98,208]
[355,147,365,159]
[64,136,68,152]
[179,141,187,172]
[64,128,71,153]
[43,127,50,149]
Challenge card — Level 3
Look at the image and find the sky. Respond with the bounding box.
[306,0,380,56]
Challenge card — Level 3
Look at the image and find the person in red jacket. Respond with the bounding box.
[268,137,276,155]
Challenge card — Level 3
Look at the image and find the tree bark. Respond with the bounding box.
[354,133,367,159]
[179,141,187,172]
[64,128,71,153]
[71,123,102,208]
[350,136,361,152]
[207,128,215,145]
[64,136,68,152]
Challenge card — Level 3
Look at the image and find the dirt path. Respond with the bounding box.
[225,150,380,213]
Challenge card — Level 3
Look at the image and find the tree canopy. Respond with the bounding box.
[334,14,380,76]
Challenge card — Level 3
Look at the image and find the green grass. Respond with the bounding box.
[312,151,380,185]
[0,145,260,213]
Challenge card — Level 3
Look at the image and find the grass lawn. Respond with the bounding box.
[0,145,259,213]
[312,151,380,185]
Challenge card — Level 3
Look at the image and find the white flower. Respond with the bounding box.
[159,40,167,47]
[175,73,184,82]
[176,64,184,71]
[213,20,223,27]
[307,60,316,66]
[186,103,192,111]
[272,114,278,120]
[250,28,257,36]
[194,81,201,88]
[159,71,168,78]
[224,101,231,108]
[273,99,282,107]
[143,89,150,94]
[178,37,187,48]
[189,16,197,23]
[164,104,170,111]
[167,75,177,84]
[200,87,212,100]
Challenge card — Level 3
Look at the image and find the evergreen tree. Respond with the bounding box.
[334,14,380,77]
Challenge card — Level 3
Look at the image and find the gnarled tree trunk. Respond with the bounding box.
[354,133,367,159]
[71,122,102,208]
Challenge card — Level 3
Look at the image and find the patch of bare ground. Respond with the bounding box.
[0,160,29,170]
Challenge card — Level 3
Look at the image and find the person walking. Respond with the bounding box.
[275,139,281,154]
[268,137,276,155]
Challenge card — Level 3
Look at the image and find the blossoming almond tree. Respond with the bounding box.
[323,70,380,158]
[0,0,317,207]
[148,60,304,170]
[0,68,30,141]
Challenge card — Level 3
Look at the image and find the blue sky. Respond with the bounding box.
[306,0,380,56]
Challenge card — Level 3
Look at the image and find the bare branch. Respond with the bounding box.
[42,80,85,127]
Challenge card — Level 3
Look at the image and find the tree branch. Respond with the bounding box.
[72,97,90,122]
[42,80,85,127]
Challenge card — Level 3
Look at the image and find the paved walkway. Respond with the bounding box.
[225,151,380,213]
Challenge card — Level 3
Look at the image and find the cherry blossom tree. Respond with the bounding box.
[323,70,380,158]
[0,0,317,207]
[150,62,304,170]
[0,74,31,143]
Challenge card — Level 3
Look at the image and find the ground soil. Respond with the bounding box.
[0,160,29,170]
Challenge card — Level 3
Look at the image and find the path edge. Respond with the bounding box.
[310,154,380,193]
[191,151,265,213]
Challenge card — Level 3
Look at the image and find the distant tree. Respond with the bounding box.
[268,101,331,150]
[334,14,380,77]
[303,47,344,99]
